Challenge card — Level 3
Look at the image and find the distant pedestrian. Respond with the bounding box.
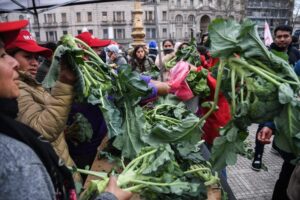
[148,40,158,62]
[130,45,155,73]
[106,44,127,68]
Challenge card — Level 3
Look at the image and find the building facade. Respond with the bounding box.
[0,0,294,47]
[245,0,294,37]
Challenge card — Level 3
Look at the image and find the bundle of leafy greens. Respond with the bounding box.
[42,34,153,159]
[207,18,300,170]
[43,34,123,139]
[65,113,93,145]
[187,69,211,98]
[142,95,202,145]
[110,65,153,159]
[71,144,220,200]
[165,38,201,69]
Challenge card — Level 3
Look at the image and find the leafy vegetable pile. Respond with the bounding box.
[207,19,300,170]
[142,95,202,145]
[65,113,93,145]
[43,35,222,198]
[72,144,219,200]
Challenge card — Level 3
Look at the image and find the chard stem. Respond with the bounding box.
[249,59,276,74]
[80,64,98,86]
[130,179,183,187]
[229,57,281,86]
[184,167,211,174]
[83,49,107,75]
[75,38,105,65]
[84,63,107,82]
[254,64,299,85]
[154,114,180,124]
[231,66,236,115]
[67,166,108,179]
[123,149,157,173]
[241,74,245,103]
[123,184,145,192]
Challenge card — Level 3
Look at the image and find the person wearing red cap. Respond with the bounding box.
[5,30,52,78]
[76,31,111,62]
[0,19,77,200]
[5,29,83,181]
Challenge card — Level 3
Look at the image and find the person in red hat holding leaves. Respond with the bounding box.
[0,19,77,200]
[5,29,83,183]
[6,30,52,78]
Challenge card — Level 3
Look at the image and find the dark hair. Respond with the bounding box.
[40,42,57,52]
[162,39,174,47]
[132,45,145,60]
[178,42,189,51]
[200,33,208,44]
[274,25,293,36]
[6,48,21,57]
[0,40,3,48]
[292,35,299,43]
[197,45,208,55]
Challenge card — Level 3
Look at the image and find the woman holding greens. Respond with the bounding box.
[5,29,81,181]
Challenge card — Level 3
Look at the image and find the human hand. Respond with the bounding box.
[105,176,132,200]
[189,64,197,71]
[207,185,221,200]
[59,61,76,85]
[257,127,273,144]
[150,80,170,95]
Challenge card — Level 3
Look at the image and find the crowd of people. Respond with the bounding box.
[0,18,300,200]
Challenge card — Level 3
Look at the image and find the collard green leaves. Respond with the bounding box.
[210,123,248,171]
[208,18,300,169]
[142,95,202,146]
[209,19,240,58]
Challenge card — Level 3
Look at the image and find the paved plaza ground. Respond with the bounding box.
[227,124,283,200]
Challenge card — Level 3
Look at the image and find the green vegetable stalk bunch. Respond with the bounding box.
[185,162,220,187]
[186,69,211,98]
[207,18,300,170]
[142,95,203,145]
[42,34,125,142]
[43,34,112,101]
[72,145,204,200]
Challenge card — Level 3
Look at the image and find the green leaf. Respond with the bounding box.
[142,145,174,174]
[208,19,241,58]
[142,95,202,145]
[42,45,65,88]
[110,65,152,158]
[238,19,270,60]
[67,113,93,145]
[210,123,248,171]
[113,105,146,158]
[271,49,289,61]
[278,83,294,104]
[274,104,300,156]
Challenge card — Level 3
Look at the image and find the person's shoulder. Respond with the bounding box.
[0,133,56,199]
[0,134,42,166]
